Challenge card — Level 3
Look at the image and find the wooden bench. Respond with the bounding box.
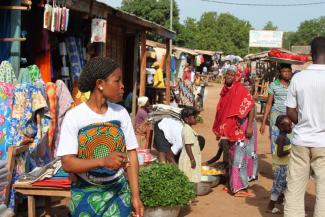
[14,183,70,217]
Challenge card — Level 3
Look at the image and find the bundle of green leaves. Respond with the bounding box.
[139,163,196,208]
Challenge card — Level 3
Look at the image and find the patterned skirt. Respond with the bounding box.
[70,175,131,217]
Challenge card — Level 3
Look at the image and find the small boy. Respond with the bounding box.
[267,115,292,214]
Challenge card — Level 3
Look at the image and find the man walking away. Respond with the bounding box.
[284,37,325,217]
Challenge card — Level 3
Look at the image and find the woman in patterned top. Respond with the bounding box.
[57,57,144,217]
[260,63,292,154]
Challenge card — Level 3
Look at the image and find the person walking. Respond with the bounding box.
[260,63,292,153]
[284,37,325,217]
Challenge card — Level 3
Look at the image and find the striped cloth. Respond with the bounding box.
[268,79,289,113]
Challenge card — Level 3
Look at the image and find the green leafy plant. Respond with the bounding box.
[139,163,196,208]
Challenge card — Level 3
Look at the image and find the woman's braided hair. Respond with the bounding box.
[78,57,119,92]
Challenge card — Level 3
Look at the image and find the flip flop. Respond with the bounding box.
[234,191,254,198]
[222,187,229,192]
[265,207,282,214]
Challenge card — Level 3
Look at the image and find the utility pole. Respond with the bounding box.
[170,0,173,54]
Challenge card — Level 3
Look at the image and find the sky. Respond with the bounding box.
[101,0,325,32]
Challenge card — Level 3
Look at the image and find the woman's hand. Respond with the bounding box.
[259,124,266,135]
[131,196,144,217]
[101,152,128,170]
[191,159,196,169]
[246,126,253,139]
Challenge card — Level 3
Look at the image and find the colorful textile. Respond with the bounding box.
[178,79,195,106]
[268,79,289,113]
[70,122,131,216]
[46,82,57,152]
[9,83,49,208]
[65,37,83,81]
[32,178,71,188]
[247,120,258,181]
[26,65,41,83]
[0,82,14,160]
[70,175,131,217]
[270,164,287,201]
[35,50,52,83]
[0,61,16,84]
[53,80,73,157]
[72,81,90,106]
[229,140,249,193]
[212,80,254,141]
[18,68,32,84]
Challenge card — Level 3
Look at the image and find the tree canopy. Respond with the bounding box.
[120,0,325,55]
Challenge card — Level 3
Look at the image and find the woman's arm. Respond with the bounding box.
[185,144,196,168]
[126,149,144,217]
[246,106,255,139]
[61,152,126,173]
[260,94,274,134]
[204,147,223,165]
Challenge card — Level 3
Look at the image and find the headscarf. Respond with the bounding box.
[212,65,254,141]
[137,96,149,107]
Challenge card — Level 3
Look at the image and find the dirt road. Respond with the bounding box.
[182,82,316,217]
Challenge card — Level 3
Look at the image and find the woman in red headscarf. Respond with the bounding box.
[211,65,256,197]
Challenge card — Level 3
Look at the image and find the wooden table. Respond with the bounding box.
[14,183,71,217]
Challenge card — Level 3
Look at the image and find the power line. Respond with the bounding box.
[201,0,325,7]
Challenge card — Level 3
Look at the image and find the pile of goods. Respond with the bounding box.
[268,49,309,63]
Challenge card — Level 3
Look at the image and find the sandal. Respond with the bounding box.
[265,207,282,214]
[222,187,229,192]
[234,191,254,197]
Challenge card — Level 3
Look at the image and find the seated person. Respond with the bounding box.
[135,96,151,148]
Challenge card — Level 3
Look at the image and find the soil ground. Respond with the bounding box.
[19,82,316,217]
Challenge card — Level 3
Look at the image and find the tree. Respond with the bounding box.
[179,12,251,56]
[121,0,181,41]
[290,16,325,46]
[263,21,278,31]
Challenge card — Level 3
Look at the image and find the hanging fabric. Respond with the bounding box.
[65,37,82,81]
[0,61,17,84]
[43,2,52,30]
[55,6,62,32]
[91,18,107,43]
[0,82,14,160]
[51,0,57,32]
[46,82,56,153]
[26,65,41,83]
[53,80,73,157]
[35,50,52,83]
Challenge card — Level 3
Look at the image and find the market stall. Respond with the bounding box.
[0,0,175,215]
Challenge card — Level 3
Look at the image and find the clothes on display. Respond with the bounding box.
[65,37,86,81]
[91,19,107,43]
[44,1,69,33]
[0,61,17,84]
[0,82,14,160]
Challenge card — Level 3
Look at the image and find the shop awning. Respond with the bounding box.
[195,49,223,56]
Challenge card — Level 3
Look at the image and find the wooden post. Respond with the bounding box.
[28,196,36,217]
[139,31,146,97]
[165,38,171,104]
[131,33,140,124]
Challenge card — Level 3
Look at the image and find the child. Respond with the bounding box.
[178,106,201,183]
[267,115,292,214]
